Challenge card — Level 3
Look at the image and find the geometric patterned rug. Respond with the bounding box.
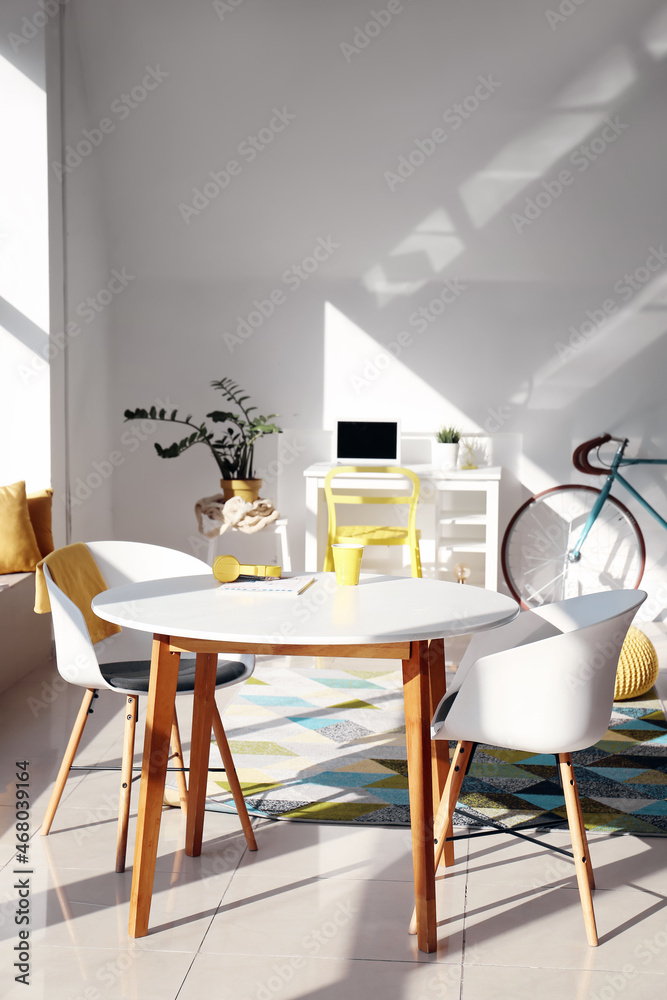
[176,659,667,835]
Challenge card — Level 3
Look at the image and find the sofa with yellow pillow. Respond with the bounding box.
[0,481,54,693]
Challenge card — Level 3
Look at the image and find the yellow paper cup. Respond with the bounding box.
[332,543,363,586]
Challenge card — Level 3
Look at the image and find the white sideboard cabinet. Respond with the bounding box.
[430,469,500,590]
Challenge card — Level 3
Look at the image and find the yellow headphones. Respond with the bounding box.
[213,554,282,583]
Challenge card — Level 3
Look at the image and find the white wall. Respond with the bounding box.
[0,2,115,544]
[0,0,50,493]
[51,3,115,543]
[60,0,667,605]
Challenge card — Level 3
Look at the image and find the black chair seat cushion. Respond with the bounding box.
[100,656,248,693]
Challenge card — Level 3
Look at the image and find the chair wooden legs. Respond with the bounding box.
[408,740,473,935]
[211,702,257,851]
[42,677,253,880]
[41,688,96,836]
[116,695,138,873]
[170,709,189,816]
[559,753,598,946]
[116,704,189,874]
[433,742,473,871]
[572,769,595,890]
[405,742,599,946]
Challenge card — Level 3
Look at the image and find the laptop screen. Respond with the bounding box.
[335,421,400,464]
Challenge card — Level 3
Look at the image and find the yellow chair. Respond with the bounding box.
[323,466,422,577]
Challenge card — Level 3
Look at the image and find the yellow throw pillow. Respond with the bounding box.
[26,488,54,558]
[0,481,43,573]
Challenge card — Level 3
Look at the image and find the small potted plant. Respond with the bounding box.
[124,378,281,501]
[433,426,461,470]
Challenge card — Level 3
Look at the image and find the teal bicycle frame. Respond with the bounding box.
[570,437,667,561]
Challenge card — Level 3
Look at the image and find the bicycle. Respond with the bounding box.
[501,434,667,609]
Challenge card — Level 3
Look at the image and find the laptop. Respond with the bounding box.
[334,420,401,465]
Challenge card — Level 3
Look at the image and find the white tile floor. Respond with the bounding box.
[1,633,667,999]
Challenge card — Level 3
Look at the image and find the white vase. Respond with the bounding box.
[433,442,459,470]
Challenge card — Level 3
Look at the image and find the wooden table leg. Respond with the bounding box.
[129,636,181,938]
[402,639,437,954]
[428,638,454,868]
[185,652,217,857]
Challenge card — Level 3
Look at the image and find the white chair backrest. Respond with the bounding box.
[45,541,215,686]
[449,610,562,695]
[87,541,213,663]
[529,589,642,632]
[43,563,112,690]
[86,541,211,588]
[437,590,646,755]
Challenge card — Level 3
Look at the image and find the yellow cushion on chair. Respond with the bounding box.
[0,481,43,573]
[614,626,659,700]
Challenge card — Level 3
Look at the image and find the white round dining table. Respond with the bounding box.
[92,572,518,952]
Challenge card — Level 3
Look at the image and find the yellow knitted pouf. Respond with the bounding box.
[614,625,659,701]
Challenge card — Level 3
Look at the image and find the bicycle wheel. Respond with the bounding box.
[502,485,645,609]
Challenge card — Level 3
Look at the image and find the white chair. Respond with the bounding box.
[40,540,257,872]
[420,589,647,947]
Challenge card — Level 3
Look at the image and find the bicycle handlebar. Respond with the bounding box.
[572,434,613,476]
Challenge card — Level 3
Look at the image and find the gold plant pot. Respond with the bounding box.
[220,479,262,502]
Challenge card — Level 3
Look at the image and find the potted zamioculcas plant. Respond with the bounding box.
[433,426,461,470]
[124,378,281,501]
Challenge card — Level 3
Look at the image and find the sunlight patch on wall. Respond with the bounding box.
[531,273,667,409]
[518,453,559,495]
[0,54,50,489]
[323,301,475,433]
[460,112,606,229]
[362,208,464,307]
[643,7,667,58]
[0,54,48,331]
[461,43,638,231]
[554,48,636,108]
